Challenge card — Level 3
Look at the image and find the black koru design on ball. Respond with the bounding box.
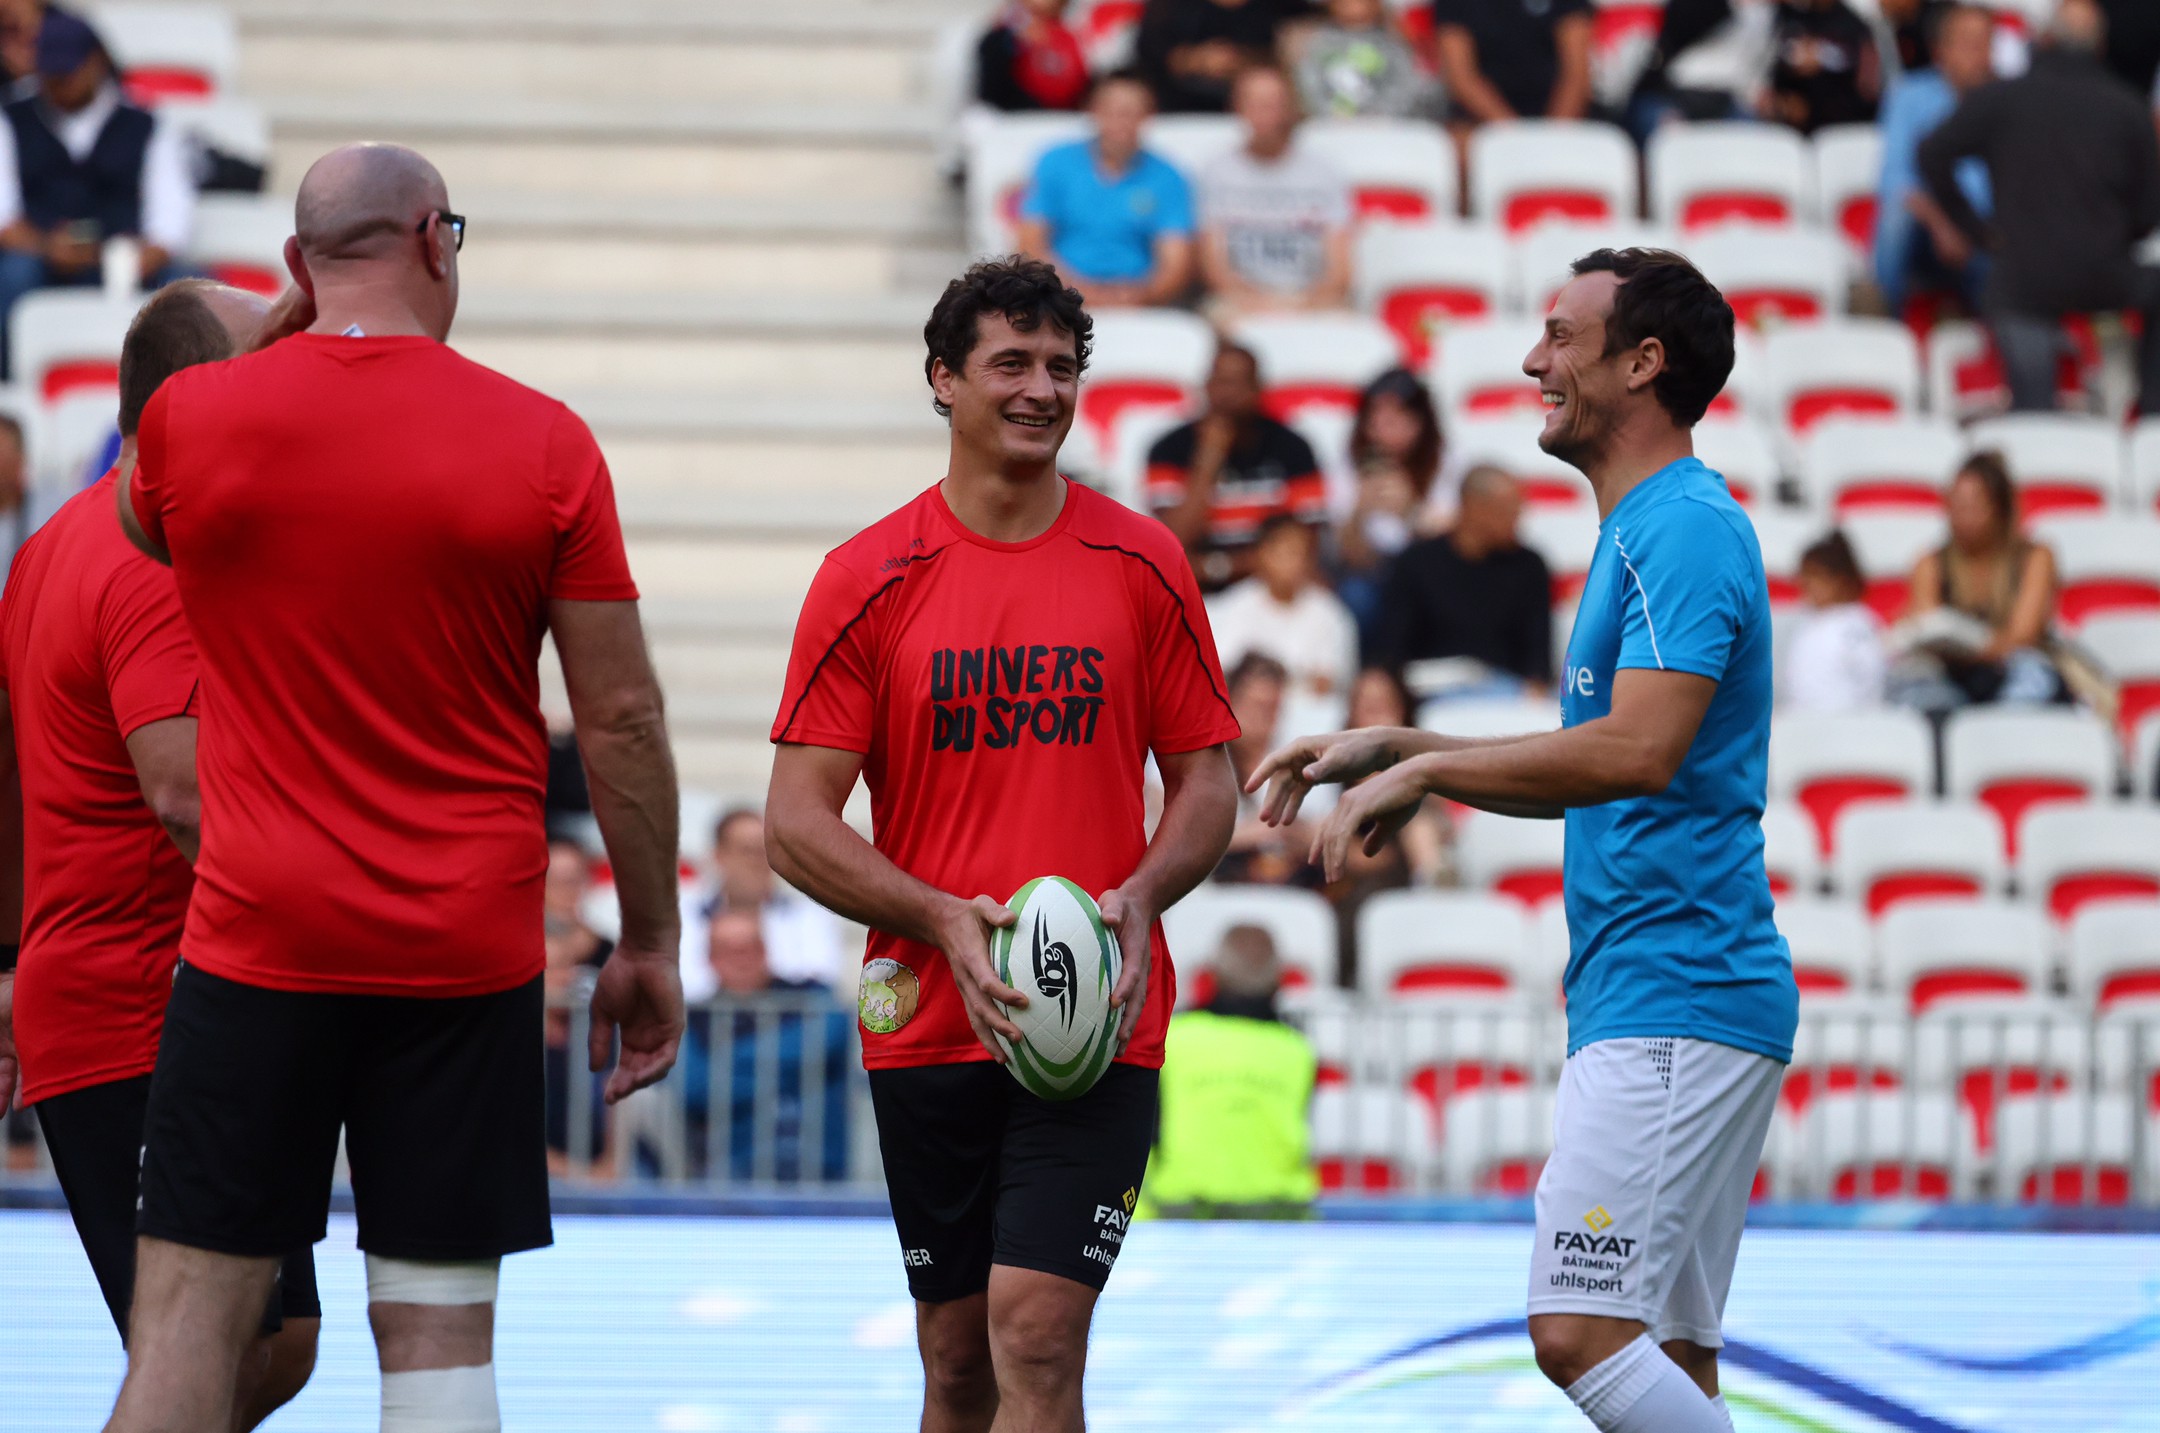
[1031,913,1078,1030]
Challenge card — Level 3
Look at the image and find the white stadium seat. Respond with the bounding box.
[1796,416,1963,517]
[1965,414,2125,517]
[1162,883,1338,1001]
[1311,1084,1436,1191]
[1416,696,1565,741]
[1832,802,2005,917]
[1077,308,1212,447]
[157,94,268,172]
[1762,802,1824,900]
[1233,312,1403,423]
[963,112,1087,255]
[2034,515,2160,630]
[2129,417,2160,516]
[1794,1089,1959,1200]
[1992,1090,2137,1204]
[1941,707,2117,858]
[2081,614,2160,744]
[1511,220,1677,313]
[1456,812,1568,908]
[2015,806,2160,925]
[186,193,290,296]
[1760,319,1921,434]
[1139,113,1240,177]
[1688,225,1848,327]
[1646,121,1809,232]
[1840,510,1945,618]
[1357,891,1532,999]
[1810,123,1884,260]
[1690,417,1782,507]
[1302,119,1458,224]
[1436,1086,1553,1195]
[1923,319,2005,423]
[1425,315,1545,418]
[31,390,118,492]
[2067,903,2160,1012]
[1749,506,1817,607]
[1876,898,2048,1013]
[1773,896,1871,995]
[2138,712,2160,801]
[1445,415,1588,510]
[10,290,139,405]
[1768,707,1935,855]
[1468,120,1640,235]
[1105,406,1187,512]
[91,1,237,101]
[1352,221,1508,362]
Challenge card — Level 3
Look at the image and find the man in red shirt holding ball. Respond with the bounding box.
[766,257,1239,1433]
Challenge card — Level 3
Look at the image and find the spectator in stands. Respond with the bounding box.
[1880,0,1950,73]
[677,909,852,1183]
[0,10,195,376]
[698,807,843,990]
[1136,0,1314,114]
[543,839,611,1174]
[1875,2,1993,315]
[1207,512,1359,696]
[1018,72,1195,307]
[1295,0,1440,118]
[1325,666,1444,973]
[1372,464,1552,696]
[1895,451,2069,710]
[1148,340,1329,591]
[1626,0,1779,136]
[1432,0,1593,126]
[0,411,31,583]
[1218,651,1319,885]
[1334,368,1443,643]
[1919,0,2160,415]
[1780,530,1887,711]
[1143,922,1318,1218]
[1767,0,1882,134]
[2096,0,2160,98]
[1196,63,1352,321]
[0,0,42,94]
[977,0,1091,112]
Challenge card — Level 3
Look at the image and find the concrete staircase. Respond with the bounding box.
[225,0,974,796]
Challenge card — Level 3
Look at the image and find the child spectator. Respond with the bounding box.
[1295,0,1440,118]
[1207,512,1360,696]
[1197,63,1352,319]
[1780,531,1887,711]
[976,0,1091,111]
[1768,0,1881,133]
[1018,71,1195,306]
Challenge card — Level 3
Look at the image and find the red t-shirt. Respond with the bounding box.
[0,473,198,1104]
[130,334,639,997]
[772,481,1241,1070]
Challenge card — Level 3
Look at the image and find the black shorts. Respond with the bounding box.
[868,1060,1157,1303]
[36,1073,318,1341]
[137,962,552,1262]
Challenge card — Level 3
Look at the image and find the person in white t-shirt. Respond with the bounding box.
[1197,63,1353,320]
[1207,511,1359,697]
[684,808,844,997]
[1780,530,1887,712]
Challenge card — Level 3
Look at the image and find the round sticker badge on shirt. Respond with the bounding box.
[859,957,921,1033]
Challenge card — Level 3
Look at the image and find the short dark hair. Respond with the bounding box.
[713,806,761,848]
[1226,650,1289,693]
[118,281,236,438]
[1252,511,1312,549]
[1569,248,1735,428]
[1087,68,1155,105]
[923,258,1091,418]
[1799,529,1867,594]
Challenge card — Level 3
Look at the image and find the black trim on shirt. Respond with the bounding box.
[1075,538,1235,725]
[774,548,945,744]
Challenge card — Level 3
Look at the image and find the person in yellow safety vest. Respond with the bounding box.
[1142,922,1319,1219]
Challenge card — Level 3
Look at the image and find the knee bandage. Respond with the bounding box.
[367,1257,502,1433]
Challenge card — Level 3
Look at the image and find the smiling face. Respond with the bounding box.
[935,311,1080,470]
[1523,270,1642,470]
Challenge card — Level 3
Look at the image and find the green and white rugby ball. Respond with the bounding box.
[992,876,1123,1101]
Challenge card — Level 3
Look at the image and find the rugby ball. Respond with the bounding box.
[992,876,1123,1101]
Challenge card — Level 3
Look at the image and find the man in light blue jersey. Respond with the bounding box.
[1248,247,1795,1433]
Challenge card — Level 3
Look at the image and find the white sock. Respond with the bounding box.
[1711,1392,1736,1431]
[1565,1336,1727,1433]
[380,1364,500,1433]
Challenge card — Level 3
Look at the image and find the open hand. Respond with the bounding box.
[1097,887,1154,1054]
[588,942,685,1105]
[1244,726,1406,827]
[939,895,1026,1061]
[1309,761,1430,882]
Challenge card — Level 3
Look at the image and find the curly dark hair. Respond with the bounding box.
[923,257,1092,418]
[1569,247,1736,428]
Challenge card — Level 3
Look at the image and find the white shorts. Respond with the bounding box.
[1526,1036,1783,1348]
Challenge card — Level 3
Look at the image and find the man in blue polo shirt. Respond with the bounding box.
[1249,247,1794,1433]
[1018,70,1194,306]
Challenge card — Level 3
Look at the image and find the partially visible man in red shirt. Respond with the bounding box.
[0,279,320,1429]
[106,142,686,1433]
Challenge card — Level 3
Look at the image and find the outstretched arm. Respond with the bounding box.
[1100,742,1237,1051]
[1245,723,1553,826]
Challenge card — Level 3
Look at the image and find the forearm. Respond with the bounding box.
[0,748,19,945]
[1401,721,1664,811]
[1120,751,1236,916]
[578,711,682,951]
[767,800,963,948]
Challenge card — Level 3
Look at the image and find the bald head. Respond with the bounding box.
[118,281,268,437]
[294,143,448,265]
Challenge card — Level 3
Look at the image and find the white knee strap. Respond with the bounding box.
[380,1365,499,1433]
[365,1255,500,1306]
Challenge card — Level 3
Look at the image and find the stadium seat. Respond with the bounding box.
[1163,884,1338,1007]
[1774,897,1870,994]
[1965,414,2125,517]
[1352,221,1509,364]
[1799,1089,1959,1200]
[1877,897,2045,1012]
[1993,1090,2136,1204]
[2034,515,2160,630]
[1767,708,1935,855]
[1068,0,1143,70]
[91,1,237,101]
[1911,995,2086,1159]
[963,112,1088,254]
[2067,903,2160,1012]
[1078,308,1212,449]
[1393,1002,1544,1121]
[1942,707,2117,858]
[1435,1085,1552,1195]
[1646,121,1809,232]
[1310,1083,1436,1191]
[1749,506,1816,608]
[1781,993,1909,1115]
[1357,891,1531,998]
[1511,220,1678,314]
[2130,418,2160,516]
[1303,119,1458,223]
[1444,415,1588,509]
[31,390,118,492]
[156,94,269,177]
[1467,120,1639,234]
[1691,418,1783,507]
[1840,510,1943,620]
[1761,802,1825,901]
[1689,225,1847,327]
[186,193,291,297]
[1426,315,1546,418]
[1590,0,1665,110]
[2137,712,2160,802]
[1233,313,1403,424]
[1456,812,1567,908]
[1760,319,1922,434]
[1517,505,1600,602]
[1285,406,1357,509]
[1139,113,1241,177]
[1810,123,1883,260]
[1832,803,2005,917]
[1415,696,1565,741]
[10,290,139,404]
[2080,615,2160,741]
[1925,318,2099,422]
[1796,416,1963,516]
[2016,807,2160,925]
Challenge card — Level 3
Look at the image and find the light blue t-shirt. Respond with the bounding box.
[1021,140,1194,284]
[1557,457,1798,1064]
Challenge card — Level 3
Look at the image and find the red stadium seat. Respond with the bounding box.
[1942,709,2114,860]
[1468,120,1638,236]
[1647,122,1807,233]
[1353,222,1506,365]
[1877,898,2043,1014]
[1834,805,2004,919]
[2018,808,2160,926]
[1768,710,1934,856]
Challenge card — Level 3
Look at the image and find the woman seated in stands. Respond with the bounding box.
[1332,368,1443,645]
[1896,451,2066,710]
